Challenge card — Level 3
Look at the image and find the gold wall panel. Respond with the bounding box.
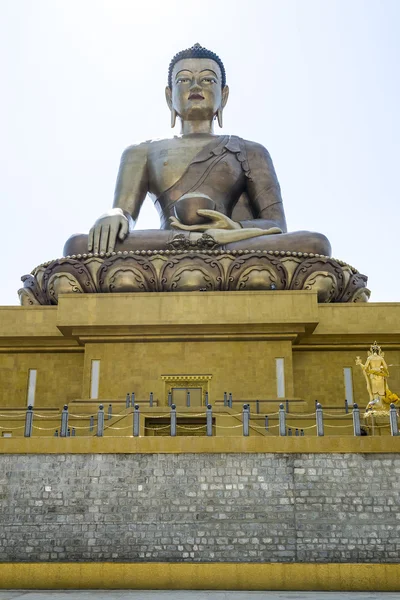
[81,340,293,404]
[0,352,83,408]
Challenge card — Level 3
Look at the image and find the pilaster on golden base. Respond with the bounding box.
[19,249,370,305]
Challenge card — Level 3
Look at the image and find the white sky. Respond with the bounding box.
[1,0,399,304]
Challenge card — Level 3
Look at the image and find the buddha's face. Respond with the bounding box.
[167,58,228,122]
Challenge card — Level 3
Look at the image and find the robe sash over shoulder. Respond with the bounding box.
[155,135,251,229]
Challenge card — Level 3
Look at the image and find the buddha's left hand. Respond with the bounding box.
[170,209,241,231]
[203,227,283,244]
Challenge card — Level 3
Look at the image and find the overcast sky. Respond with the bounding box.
[1,0,399,304]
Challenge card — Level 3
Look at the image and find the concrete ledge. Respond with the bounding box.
[56,291,319,331]
[0,562,399,591]
[0,435,399,454]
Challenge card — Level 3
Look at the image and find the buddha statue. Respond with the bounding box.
[19,44,370,304]
[356,342,400,414]
[63,43,331,257]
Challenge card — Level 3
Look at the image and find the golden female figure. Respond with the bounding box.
[356,342,399,412]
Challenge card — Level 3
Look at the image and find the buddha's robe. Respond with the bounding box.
[63,135,331,257]
[154,135,283,230]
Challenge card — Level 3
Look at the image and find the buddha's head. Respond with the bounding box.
[165,43,229,129]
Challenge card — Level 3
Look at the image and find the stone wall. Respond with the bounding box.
[1,453,399,563]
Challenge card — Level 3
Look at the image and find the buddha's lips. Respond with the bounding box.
[188,93,204,100]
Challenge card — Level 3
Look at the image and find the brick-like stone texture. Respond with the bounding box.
[0,453,399,562]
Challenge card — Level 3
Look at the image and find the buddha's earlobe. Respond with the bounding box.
[171,109,177,128]
[218,85,229,127]
[165,86,176,128]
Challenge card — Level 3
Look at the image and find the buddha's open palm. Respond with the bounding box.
[88,209,130,253]
[170,209,241,231]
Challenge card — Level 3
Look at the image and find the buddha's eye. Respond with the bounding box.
[176,78,190,84]
[202,77,216,84]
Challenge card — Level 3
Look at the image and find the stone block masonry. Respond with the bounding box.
[0,453,399,563]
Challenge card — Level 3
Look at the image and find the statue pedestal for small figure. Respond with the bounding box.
[363,411,392,436]
[19,248,369,305]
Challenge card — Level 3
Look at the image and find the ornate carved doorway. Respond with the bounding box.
[160,375,212,406]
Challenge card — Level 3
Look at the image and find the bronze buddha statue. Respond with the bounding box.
[20,44,369,304]
[64,43,331,258]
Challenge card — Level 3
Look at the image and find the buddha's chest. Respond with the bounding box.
[147,137,242,197]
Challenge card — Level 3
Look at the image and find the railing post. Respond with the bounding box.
[170,404,177,437]
[126,393,130,408]
[149,392,154,407]
[288,428,292,436]
[67,428,71,437]
[60,405,69,437]
[265,415,269,432]
[108,404,112,420]
[24,405,33,438]
[186,390,191,407]
[205,391,209,406]
[242,404,250,436]
[279,403,286,436]
[131,392,135,406]
[223,392,227,407]
[389,403,399,436]
[295,428,299,437]
[228,393,233,408]
[206,404,213,436]
[54,429,59,437]
[300,429,304,436]
[344,399,349,414]
[316,402,324,436]
[89,415,94,432]
[97,404,104,437]
[352,403,361,436]
[168,391,172,407]
[133,404,140,437]
[71,427,76,437]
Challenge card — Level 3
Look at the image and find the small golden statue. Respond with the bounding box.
[356,342,400,415]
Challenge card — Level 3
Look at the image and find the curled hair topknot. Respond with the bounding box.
[168,43,226,88]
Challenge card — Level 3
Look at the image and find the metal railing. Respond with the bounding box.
[3,401,396,438]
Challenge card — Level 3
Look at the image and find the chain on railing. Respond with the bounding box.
[1,399,398,438]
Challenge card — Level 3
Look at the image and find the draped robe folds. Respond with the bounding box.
[63,134,332,257]
[154,135,255,229]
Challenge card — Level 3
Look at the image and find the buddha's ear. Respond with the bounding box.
[165,86,173,110]
[165,86,177,128]
[221,85,229,109]
[217,86,229,128]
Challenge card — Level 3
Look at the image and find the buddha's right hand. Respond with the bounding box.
[88,208,130,254]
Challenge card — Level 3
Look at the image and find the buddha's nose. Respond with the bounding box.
[189,80,203,92]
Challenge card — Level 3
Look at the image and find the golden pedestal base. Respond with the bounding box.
[1,289,400,426]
